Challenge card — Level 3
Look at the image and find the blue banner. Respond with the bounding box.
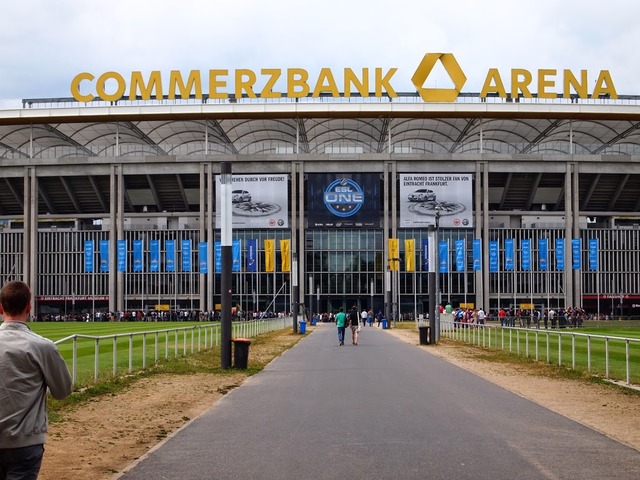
[504,238,514,271]
[84,240,94,273]
[521,239,531,271]
[100,240,109,272]
[555,238,565,271]
[215,241,222,272]
[472,239,481,271]
[438,240,449,273]
[589,238,598,271]
[182,239,192,272]
[422,239,429,271]
[198,242,208,274]
[150,240,159,272]
[572,238,582,270]
[538,238,548,271]
[133,240,143,272]
[247,239,258,272]
[117,240,127,272]
[489,240,498,272]
[232,239,241,272]
[455,239,465,272]
[166,240,175,272]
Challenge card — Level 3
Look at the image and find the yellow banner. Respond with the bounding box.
[264,239,275,272]
[405,239,415,272]
[280,239,290,273]
[388,238,399,271]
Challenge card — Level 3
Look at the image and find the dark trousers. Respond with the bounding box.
[0,444,44,480]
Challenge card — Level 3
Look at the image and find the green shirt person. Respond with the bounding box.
[335,308,347,345]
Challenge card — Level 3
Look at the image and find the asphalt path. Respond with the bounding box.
[116,323,640,480]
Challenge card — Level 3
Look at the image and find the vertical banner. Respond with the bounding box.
[84,240,94,273]
[117,240,127,272]
[455,239,465,272]
[489,240,498,272]
[150,240,159,272]
[280,239,290,273]
[589,238,598,271]
[133,239,143,272]
[215,241,222,272]
[233,239,241,272]
[182,239,192,272]
[538,238,548,271]
[198,242,208,274]
[247,239,258,272]
[438,240,449,273]
[472,239,482,271]
[99,240,109,272]
[388,238,399,271]
[405,239,415,272]
[264,239,275,272]
[166,240,175,272]
[572,238,582,270]
[422,238,429,271]
[521,239,531,271]
[556,238,565,270]
[504,238,514,271]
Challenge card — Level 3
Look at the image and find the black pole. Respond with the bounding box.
[428,228,436,343]
[220,161,232,369]
[292,254,298,333]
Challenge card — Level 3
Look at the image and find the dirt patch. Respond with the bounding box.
[38,326,640,479]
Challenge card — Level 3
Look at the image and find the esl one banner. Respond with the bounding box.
[307,174,381,228]
[215,174,289,229]
[399,174,473,228]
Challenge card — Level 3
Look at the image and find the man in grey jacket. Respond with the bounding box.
[0,280,73,479]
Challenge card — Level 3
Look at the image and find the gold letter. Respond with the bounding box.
[70,72,94,102]
[130,71,163,101]
[312,68,340,97]
[375,68,397,97]
[208,70,228,99]
[235,69,257,98]
[480,68,506,97]
[537,69,557,99]
[260,69,282,98]
[592,70,618,99]
[287,69,310,98]
[344,68,369,97]
[168,70,202,100]
[511,69,533,98]
[563,69,588,98]
[96,72,126,102]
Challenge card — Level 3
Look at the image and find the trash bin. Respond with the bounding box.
[419,325,430,345]
[232,338,251,369]
[311,317,317,326]
[299,320,307,334]
[381,319,388,329]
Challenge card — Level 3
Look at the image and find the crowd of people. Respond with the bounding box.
[448,305,589,329]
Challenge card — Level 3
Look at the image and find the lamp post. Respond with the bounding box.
[433,205,441,343]
[220,162,232,369]
[292,253,298,333]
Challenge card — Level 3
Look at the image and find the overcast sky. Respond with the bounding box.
[2,0,639,109]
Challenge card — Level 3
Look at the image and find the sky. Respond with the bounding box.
[2,0,640,109]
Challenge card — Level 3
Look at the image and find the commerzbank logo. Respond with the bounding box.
[411,53,467,102]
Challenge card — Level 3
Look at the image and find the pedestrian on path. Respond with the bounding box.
[350,306,361,345]
[335,307,347,345]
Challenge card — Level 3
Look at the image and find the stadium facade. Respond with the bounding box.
[2,54,640,320]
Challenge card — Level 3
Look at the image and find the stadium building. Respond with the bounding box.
[2,54,640,320]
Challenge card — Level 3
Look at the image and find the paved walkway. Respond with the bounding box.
[115,323,640,480]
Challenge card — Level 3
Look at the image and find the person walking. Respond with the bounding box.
[350,306,361,345]
[0,280,73,479]
[335,307,347,346]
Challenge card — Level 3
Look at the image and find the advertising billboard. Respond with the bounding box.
[215,174,289,229]
[307,174,381,228]
[399,173,473,228]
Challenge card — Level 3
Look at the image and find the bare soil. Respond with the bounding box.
[39,326,640,479]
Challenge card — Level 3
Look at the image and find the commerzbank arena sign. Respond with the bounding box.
[70,53,619,104]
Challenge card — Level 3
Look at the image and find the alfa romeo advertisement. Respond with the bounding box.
[215,174,289,229]
[399,173,473,228]
[307,173,381,228]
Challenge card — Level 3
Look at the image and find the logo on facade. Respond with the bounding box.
[411,53,467,102]
[323,178,364,217]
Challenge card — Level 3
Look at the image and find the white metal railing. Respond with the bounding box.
[54,317,289,386]
[440,320,639,386]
